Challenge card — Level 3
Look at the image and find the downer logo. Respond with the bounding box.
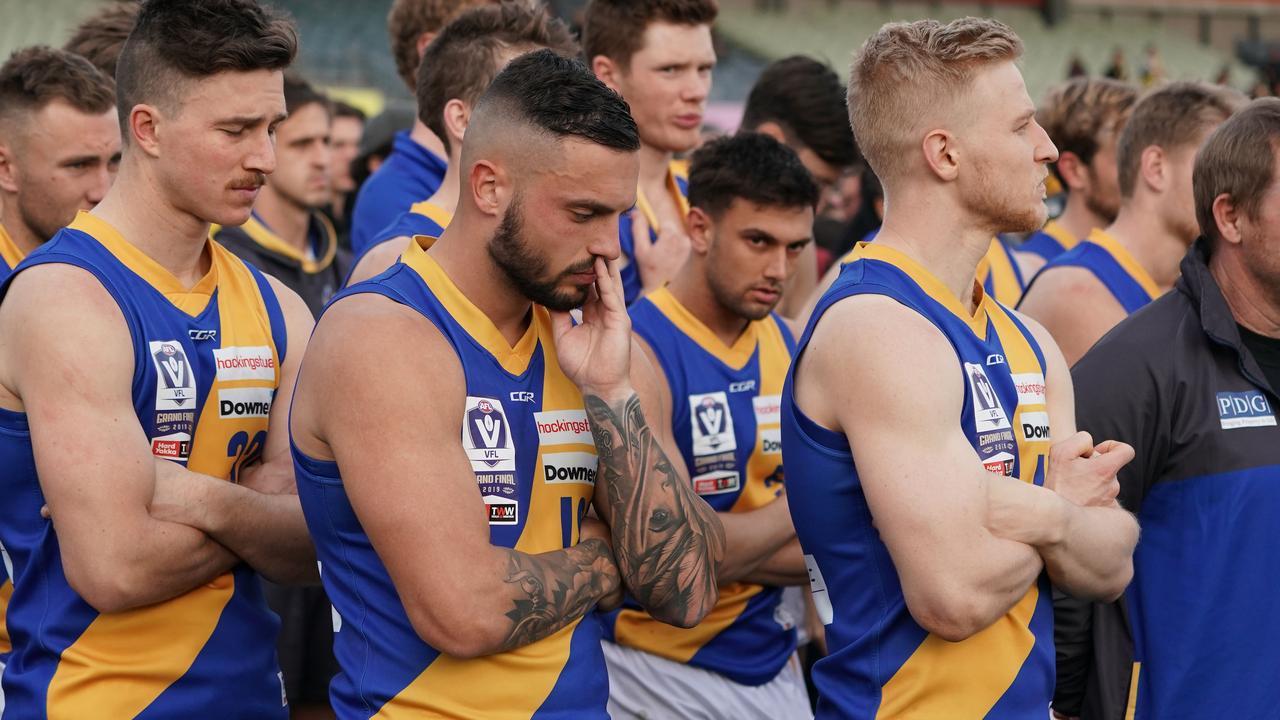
[1020,411,1051,442]
[219,388,274,418]
[484,495,519,525]
[1217,390,1277,430]
[543,451,598,485]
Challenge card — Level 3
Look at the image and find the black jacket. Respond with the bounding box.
[215,212,349,318]
[1054,240,1280,719]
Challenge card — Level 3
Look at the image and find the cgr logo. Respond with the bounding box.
[1020,411,1051,442]
[509,391,536,403]
[729,380,757,393]
[188,329,217,341]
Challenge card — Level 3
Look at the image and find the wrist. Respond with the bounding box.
[1033,490,1072,550]
[580,383,636,407]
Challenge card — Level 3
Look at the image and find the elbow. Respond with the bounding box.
[1062,560,1134,604]
[65,564,150,615]
[404,595,502,659]
[906,586,998,643]
[645,583,721,629]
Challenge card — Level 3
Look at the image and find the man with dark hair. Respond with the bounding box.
[1054,98,1280,720]
[63,0,140,79]
[216,75,347,317]
[1019,81,1245,365]
[1017,78,1138,278]
[327,100,364,234]
[290,49,724,718]
[584,0,719,304]
[347,1,578,285]
[0,46,119,271]
[739,55,858,320]
[603,132,817,718]
[348,0,498,255]
[0,2,316,716]
[0,43,119,715]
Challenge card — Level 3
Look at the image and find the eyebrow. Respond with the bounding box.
[568,200,622,214]
[59,154,106,166]
[215,112,289,126]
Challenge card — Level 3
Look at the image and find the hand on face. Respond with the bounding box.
[550,255,633,400]
[632,210,690,294]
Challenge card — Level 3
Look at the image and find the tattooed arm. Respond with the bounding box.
[552,257,726,628]
[291,292,622,658]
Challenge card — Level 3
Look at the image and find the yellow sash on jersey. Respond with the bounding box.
[635,159,690,230]
[977,238,1025,306]
[1041,219,1079,253]
[1085,228,1162,299]
[0,223,26,271]
[388,237,598,717]
[47,212,281,718]
[408,199,454,230]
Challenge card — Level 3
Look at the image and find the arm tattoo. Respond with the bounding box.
[498,538,619,651]
[585,393,726,627]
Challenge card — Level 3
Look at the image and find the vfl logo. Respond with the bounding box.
[462,396,516,472]
[689,391,737,457]
[149,340,196,411]
[964,362,1010,432]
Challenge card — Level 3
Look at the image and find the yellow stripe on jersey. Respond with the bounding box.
[1041,219,1079,252]
[0,223,25,270]
[635,160,691,230]
[978,238,1024,306]
[737,316,791,516]
[878,302,1049,718]
[0,578,11,655]
[849,242,993,338]
[72,212,218,316]
[408,200,454,230]
[47,219,281,718]
[1125,662,1142,720]
[401,237,538,375]
[644,287,759,369]
[1085,228,1162,299]
[236,213,339,274]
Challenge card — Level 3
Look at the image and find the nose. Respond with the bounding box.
[85,165,113,206]
[247,127,277,176]
[682,70,711,105]
[1033,120,1059,164]
[588,219,622,262]
[765,246,790,283]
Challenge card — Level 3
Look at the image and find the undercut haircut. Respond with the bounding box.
[741,55,858,170]
[1037,77,1138,179]
[1193,98,1280,246]
[114,0,297,140]
[582,0,718,69]
[387,0,497,93]
[471,48,639,154]
[849,17,1022,181]
[0,46,116,133]
[1117,81,1246,198]
[687,132,820,218]
[283,74,329,116]
[63,0,140,79]
[417,2,577,154]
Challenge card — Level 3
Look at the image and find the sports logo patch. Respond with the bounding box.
[463,396,516,472]
[542,451,598,486]
[218,387,274,419]
[149,341,196,411]
[965,362,1010,432]
[1217,390,1277,430]
[213,345,276,381]
[1020,411,1051,442]
[761,427,782,455]
[753,394,782,427]
[484,495,519,525]
[1011,373,1047,406]
[534,409,593,445]
[151,432,192,461]
[693,470,740,496]
[982,451,1015,477]
[690,392,737,457]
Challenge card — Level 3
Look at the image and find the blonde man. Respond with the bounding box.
[782,18,1139,717]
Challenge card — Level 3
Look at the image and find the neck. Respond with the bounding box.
[0,196,45,255]
[1105,195,1186,291]
[425,150,463,214]
[1211,248,1280,338]
[638,142,673,195]
[409,117,447,161]
[1056,195,1107,244]
[428,216,531,345]
[876,185,992,311]
[667,260,750,346]
[91,158,210,286]
[253,188,311,253]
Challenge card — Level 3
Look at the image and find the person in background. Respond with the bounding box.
[326,100,365,238]
[63,0,139,80]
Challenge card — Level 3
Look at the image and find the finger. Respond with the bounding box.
[1052,430,1094,460]
[631,211,652,260]
[550,308,574,342]
[594,255,626,315]
[1095,441,1136,473]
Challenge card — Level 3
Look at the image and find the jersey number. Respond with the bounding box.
[227,430,267,484]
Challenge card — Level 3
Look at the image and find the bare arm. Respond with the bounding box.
[553,257,724,628]
[1017,267,1127,366]
[150,277,319,585]
[738,536,807,586]
[795,253,844,329]
[0,265,236,613]
[346,237,407,286]
[291,293,619,658]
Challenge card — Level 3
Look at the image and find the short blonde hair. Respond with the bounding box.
[848,17,1023,181]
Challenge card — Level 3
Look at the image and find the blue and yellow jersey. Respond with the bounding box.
[618,159,689,306]
[602,287,797,685]
[0,222,24,666]
[0,212,289,718]
[783,242,1054,718]
[1018,219,1078,263]
[349,200,452,285]
[850,234,1026,307]
[1028,228,1160,315]
[294,236,606,719]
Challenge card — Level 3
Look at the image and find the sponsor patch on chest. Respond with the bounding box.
[534,409,593,445]
[212,345,276,381]
[542,451,598,486]
[1216,390,1277,430]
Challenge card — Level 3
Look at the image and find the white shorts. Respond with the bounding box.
[603,640,812,720]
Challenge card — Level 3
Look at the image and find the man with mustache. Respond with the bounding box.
[602,132,817,719]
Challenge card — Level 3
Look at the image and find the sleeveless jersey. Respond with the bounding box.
[347,201,451,287]
[1026,227,1159,314]
[847,234,1026,307]
[0,222,23,667]
[294,236,606,719]
[1018,219,1078,263]
[602,287,797,686]
[618,160,689,306]
[783,242,1054,719]
[0,212,289,718]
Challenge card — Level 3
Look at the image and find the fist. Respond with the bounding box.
[1046,432,1134,508]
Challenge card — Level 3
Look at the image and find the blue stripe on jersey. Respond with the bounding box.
[782,243,1053,719]
[1128,464,1280,720]
[348,210,445,286]
[1033,229,1158,314]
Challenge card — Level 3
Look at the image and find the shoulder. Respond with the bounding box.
[805,293,955,378]
[350,238,408,286]
[261,273,316,329]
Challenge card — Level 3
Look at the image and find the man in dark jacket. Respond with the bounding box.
[1055,98,1280,720]
[216,75,348,317]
